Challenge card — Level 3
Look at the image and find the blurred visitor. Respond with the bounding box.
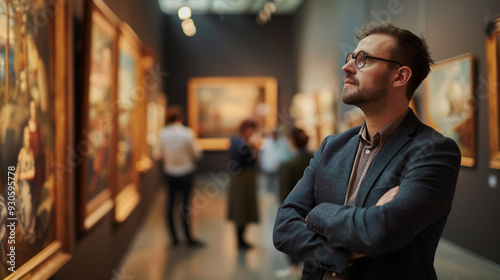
[275,127,313,279]
[159,105,204,247]
[259,126,291,200]
[227,119,260,249]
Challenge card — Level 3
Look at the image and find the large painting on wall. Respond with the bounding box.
[114,23,141,222]
[0,0,72,278]
[424,53,476,167]
[78,0,118,231]
[486,17,500,169]
[188,77,277,150]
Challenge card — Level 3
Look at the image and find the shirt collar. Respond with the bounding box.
[358,108,410,147]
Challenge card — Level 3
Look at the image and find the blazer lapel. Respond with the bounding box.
[332,134,359,205]
[355,110,421,206]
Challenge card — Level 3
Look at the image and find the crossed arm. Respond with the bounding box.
[273,136,460,273]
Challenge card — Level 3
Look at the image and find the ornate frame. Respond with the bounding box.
[77,0,118,231]
[136,49,155,173]
[486,17,500,169]
[113,23,142,222]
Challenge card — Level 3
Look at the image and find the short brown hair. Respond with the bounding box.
[166,105,183,124]
[356,21,434,99]
[290,127,309,150]
[238,119,258,134]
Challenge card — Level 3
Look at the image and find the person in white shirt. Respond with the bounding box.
[159,105,203,247]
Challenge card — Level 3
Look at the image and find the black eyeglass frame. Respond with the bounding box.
[346,51,403,69]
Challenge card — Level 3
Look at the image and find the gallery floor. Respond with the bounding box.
[116,173,500,280]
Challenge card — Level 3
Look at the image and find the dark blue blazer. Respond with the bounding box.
[273,110,461,280]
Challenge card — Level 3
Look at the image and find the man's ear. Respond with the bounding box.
[393,66,412,88]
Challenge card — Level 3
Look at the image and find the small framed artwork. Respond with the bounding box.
[486,17,500,169]
[0,0,72,278]
[188,77,278,150]
[114,23,142,222]
[77,0,119,231]
[424,53,476,167]
[146,92,167,162]
[290,90,339,150]
[290,93,320,151]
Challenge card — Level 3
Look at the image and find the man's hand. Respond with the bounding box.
[351,252,365,260]
[376,186,400,207]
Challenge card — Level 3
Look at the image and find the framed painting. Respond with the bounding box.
[188,77,277,150]
[423,53,476,167]
[114,23,141,222]
[77,0,118,231]
[136,50,155,173]
[486,17,500,169]
[0,0,72,278]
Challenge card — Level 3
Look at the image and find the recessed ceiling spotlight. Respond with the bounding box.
[264,2,276,13]
[178,6,191,20]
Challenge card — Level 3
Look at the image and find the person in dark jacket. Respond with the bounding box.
[227,119,260,249]
[275,127,314,279]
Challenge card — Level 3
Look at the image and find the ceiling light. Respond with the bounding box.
[182,19,194,30]
[257,10,270,25]
[182,19,196,37]
[184,26,197,37]
[178,6,191,20]
[264,2,276,13]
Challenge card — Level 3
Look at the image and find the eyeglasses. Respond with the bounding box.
[345,51,403,69]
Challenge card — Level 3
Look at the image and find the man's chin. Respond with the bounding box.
[341,92,359,105]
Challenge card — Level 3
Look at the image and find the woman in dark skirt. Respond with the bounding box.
[227,119,259,249]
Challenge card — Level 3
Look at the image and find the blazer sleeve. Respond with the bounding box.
[273,138,352,274]
[305,136,461,256]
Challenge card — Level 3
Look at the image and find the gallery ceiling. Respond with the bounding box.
[158,0,305,15]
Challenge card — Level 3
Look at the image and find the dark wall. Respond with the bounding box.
[295,0,500,266]
[162,14,296,172]
[424,0,500,265]
[52,1,164,279]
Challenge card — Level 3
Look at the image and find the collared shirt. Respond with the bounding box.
[159,123,202,176]
[323,109,409,280]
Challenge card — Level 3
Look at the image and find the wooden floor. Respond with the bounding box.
[116,173,500,280]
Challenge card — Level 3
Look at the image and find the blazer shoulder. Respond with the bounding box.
[412,122,461,156]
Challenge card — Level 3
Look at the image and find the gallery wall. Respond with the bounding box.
[295,0,500,265]
[161,14,296,172]
[51,0,165,279]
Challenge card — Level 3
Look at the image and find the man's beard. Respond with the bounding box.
[342,72,390,106]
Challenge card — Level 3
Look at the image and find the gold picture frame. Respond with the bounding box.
[113,23,142,222]
[135,49,155,173]
[424,53,476,167]
[486,17,500,169]
[77,0,118,231]
[0,0,72,278]
[188,77,278,150]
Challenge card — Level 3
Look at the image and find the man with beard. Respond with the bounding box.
[273,21,461,280]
